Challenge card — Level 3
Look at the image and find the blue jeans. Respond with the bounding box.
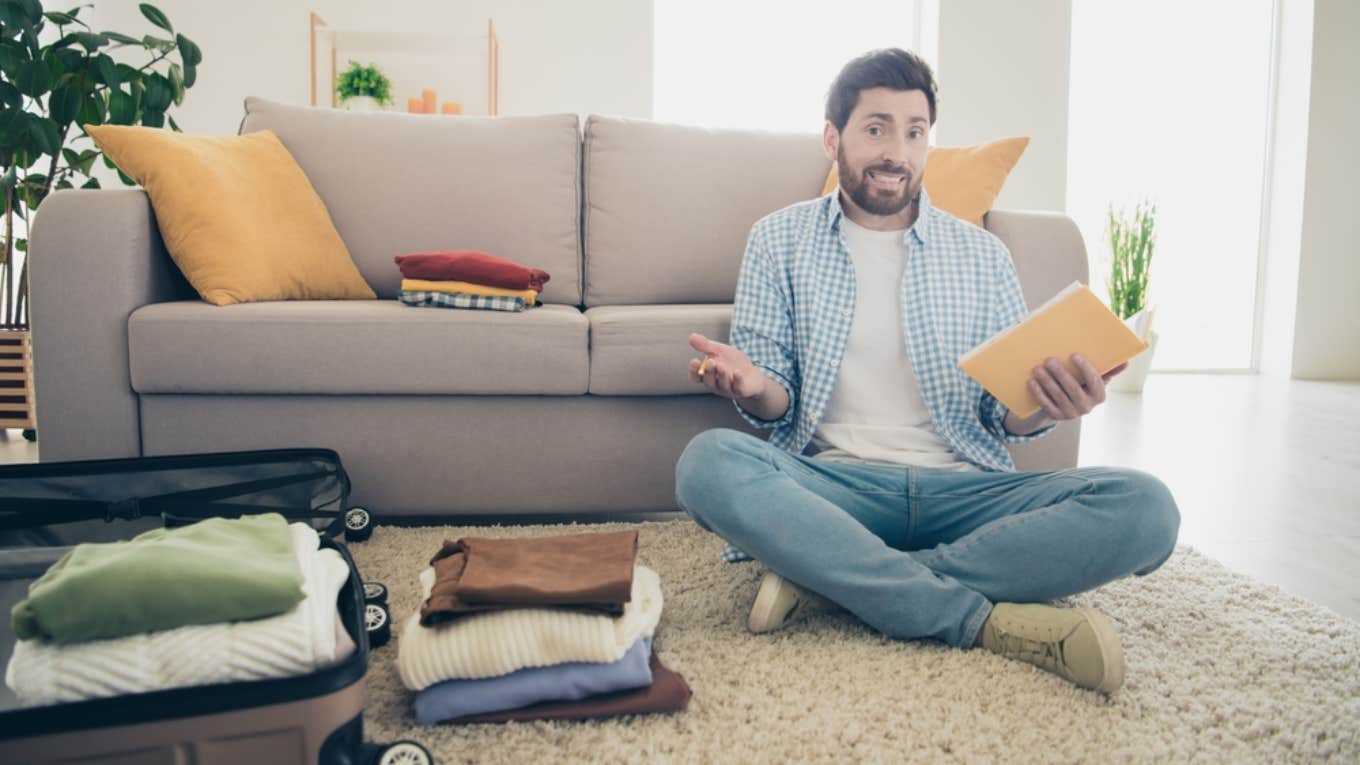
[674,428,1180,648]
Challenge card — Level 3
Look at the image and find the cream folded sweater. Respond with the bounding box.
[397,564,662,690]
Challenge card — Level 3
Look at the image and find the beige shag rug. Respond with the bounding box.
[348,520,1360,764]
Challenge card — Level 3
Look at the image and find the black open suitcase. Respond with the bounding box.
[0,449,429,765]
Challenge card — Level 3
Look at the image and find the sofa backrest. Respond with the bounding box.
[582,115,830,307]
[239,98,583,304]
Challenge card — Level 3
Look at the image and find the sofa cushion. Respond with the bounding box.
[84,125,375,306]
[129,301,588,395]
[583,116,828,306]
[586,304,733,395]
[239,99,583,305]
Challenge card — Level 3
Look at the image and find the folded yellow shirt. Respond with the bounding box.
[400,279,538,304]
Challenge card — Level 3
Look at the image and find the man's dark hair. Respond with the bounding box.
[825,48,939,131]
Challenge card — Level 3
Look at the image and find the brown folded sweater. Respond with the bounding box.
[447,651,691,724]
[420,529,638,626]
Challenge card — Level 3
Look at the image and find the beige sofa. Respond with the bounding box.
[29,98,1088,519]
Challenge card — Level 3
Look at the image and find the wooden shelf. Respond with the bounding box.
[0,330,34,430]
[310,13,499,115]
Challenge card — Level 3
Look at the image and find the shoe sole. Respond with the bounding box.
[1076,607,1126,694]
[748,574,804,634]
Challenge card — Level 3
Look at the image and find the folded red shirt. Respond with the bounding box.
[394,250,551,292]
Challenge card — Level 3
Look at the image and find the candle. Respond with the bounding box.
[422,88,437,114]
[407,96,424,114]
[441,101,462,115]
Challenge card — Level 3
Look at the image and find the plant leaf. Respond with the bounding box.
[14,59,52,97]
[141,35,175,54]
[139,109,164,128]
[15,238,27,252]
[48,83,80,124]
[107,87,135,124]
[0,107,25,147]
[95,52,119,88]
[23,114,54,155]
[142,74,171,112]
[43,10,78,25]
[0,41,27,80]
[72,31,107,52]
[76,91,102,127]
[0,81,20,109]
[168,61,183,105]
[0,2,36,31]
[138,3,172,33]
[0,166,16,193]
[102,31,141,46]
[168,113,180,132]
[182,60,195,88]
[174,33,201,66]
[81,175,99,189]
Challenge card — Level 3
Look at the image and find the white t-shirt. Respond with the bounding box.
[808,217,974,471]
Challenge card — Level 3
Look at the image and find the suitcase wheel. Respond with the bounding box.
[344,506,374,542]
[363,581,388,605]
[365,602,391,648]
[373,740,433,765]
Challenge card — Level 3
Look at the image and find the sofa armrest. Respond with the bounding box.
[984,209,1091,472]
[29,189,193,461]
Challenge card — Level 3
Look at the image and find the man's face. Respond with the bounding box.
[824,87,931,219]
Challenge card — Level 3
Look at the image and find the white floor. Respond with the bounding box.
[3,373,1356,621]
[1077,373,1360,621]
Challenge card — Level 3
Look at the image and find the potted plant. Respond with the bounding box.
[336,60,391,112]
[0,1,202,439]
[1104,199,1158,393]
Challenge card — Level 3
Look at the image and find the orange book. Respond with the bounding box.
[958,282,1149,418]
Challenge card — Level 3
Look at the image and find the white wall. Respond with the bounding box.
[1288,0,1360,379]
[934,0,1071,212]
[88,0,653,137]
[1258,0,1311,378]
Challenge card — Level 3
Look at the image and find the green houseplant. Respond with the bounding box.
[0,0,203,328]
[336,60,390,112]
[1105,199,1158,393]
[0,0,200,440]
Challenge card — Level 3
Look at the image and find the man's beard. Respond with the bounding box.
[838,146,920,217]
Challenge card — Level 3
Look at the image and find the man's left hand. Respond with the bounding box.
[1029,354,1127,421]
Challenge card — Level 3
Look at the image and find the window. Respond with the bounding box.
[1066,0,1276,370]
[653,1,921,133]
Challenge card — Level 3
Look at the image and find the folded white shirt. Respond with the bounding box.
[397,564,663,690]
[5,523,355,706]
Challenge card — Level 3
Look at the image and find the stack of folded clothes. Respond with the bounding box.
[396,529,691,725]
[5,513,355,706]
[395,250,551,313]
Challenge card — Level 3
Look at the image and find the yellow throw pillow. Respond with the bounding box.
[820,136,1030,226]
[85,125,375,305]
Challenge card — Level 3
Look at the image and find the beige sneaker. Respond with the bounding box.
[748,571,820,634]
[979,603,1126,694]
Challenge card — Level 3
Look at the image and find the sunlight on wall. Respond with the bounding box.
[1067,0,1275,370]
[653,0,917,134]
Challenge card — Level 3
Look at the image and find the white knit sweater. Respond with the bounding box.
[397,564,663,690]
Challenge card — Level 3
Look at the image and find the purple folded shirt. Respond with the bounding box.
[414,637,654,724]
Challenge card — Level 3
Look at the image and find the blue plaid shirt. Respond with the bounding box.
[719,189,1053,563]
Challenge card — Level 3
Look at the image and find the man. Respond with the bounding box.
[674,48,1179,695]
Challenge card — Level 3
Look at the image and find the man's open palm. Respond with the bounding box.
[688,333,765,401]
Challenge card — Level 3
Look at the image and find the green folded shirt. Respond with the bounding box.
[12,513,305,644]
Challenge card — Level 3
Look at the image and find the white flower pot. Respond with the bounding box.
[1107,330,1158,394]
[343,95,379,113]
